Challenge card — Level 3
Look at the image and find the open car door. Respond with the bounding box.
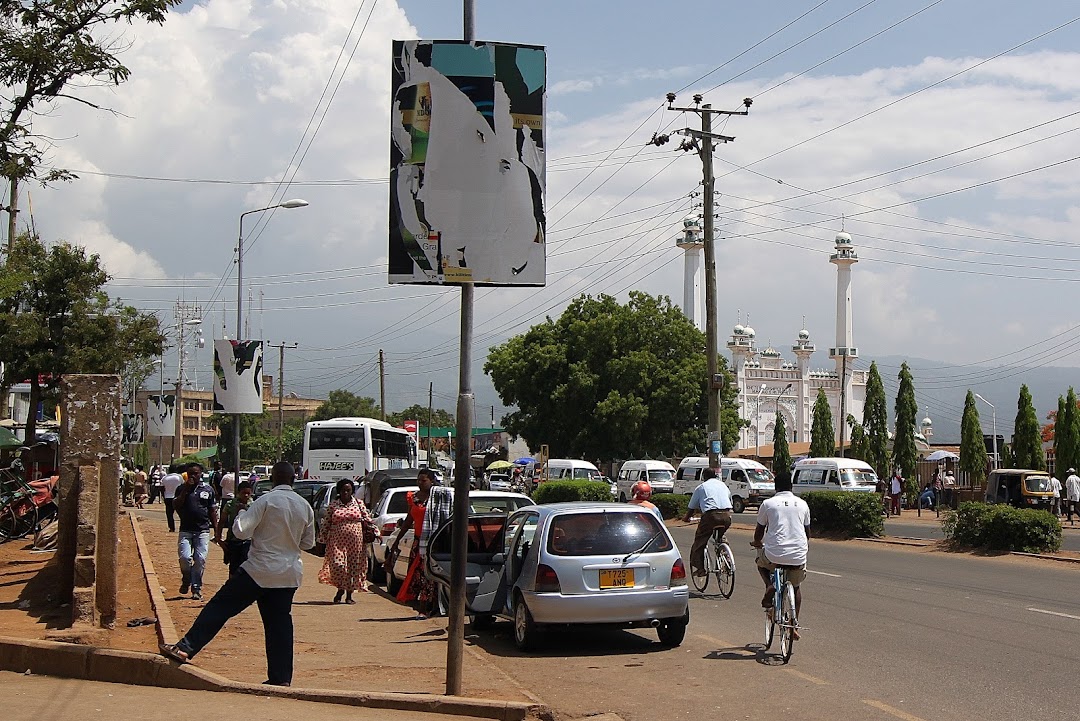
[425,513,509,615]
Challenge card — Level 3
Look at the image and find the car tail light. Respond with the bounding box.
[535,564,561,593]
[302,469,309,479]
[670,558,687,586]
[381,522,397,536]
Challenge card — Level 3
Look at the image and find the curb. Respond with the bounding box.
[1010,551,1080,564]
[128,512,179,646]
[0,636,542,720]
[855,537,936,547]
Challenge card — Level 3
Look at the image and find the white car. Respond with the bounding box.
[366,485,419,583]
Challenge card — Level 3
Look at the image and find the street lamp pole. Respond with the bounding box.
[235,199,308,482]
[754,384,766,459]
[974,393,997,472]
[776,382,793,437]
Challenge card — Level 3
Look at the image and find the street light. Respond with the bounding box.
[754,383,766,459]
[234,198,309,481]
[776,382,794,440]
[974,393,997,471]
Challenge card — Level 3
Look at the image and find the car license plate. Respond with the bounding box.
[599,568,634,589]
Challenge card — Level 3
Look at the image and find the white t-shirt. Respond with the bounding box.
[1066,475,1080,502]
[219,472,236,499]
[890,477,902,495]
[1050,477,1062,498]
[757,491,811,566]
[161,473,184,500]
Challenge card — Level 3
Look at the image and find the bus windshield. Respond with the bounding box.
[841,469,877,487]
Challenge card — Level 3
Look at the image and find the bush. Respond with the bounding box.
[943,502,1061,553]
[800,491,884,539]
[533,480,614,504]
[652,493,690,520]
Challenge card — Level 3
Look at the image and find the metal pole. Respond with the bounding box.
[992,409,997,471]
[427,381,433,464]
[702,106,720,471]
[234,212,246,484]
[379,349,386,421]
[158,356,164,466]
[7,177,18,251]
[277,343,286,460]
[447,1,475,697]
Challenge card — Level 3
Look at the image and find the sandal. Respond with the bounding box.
[159,643,189,663]
[333,590,344,604]
[345,597,356,605]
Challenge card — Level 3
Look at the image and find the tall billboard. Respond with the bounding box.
[389,40,546,286]
[213,340,264,414]
[146,394,175,437]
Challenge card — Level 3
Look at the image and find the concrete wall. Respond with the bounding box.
[57,375,122,628]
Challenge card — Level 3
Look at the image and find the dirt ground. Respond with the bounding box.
[0,514,158,652]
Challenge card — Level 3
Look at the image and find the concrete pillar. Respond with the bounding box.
[57,375,122,629]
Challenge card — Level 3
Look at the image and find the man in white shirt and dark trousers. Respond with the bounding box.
[160,462,316,686]
[160,464,184,533]
[752,473,811,638]
[1066,468,1080,525]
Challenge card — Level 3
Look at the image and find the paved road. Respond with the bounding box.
[463,524,1080,721]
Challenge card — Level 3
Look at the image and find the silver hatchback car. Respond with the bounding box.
[425,502,690,650]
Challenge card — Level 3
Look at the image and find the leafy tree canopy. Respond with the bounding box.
[959,390,989,486]
[484,291,743,460]
[773,413,791,479]
[312,390,380,422]
[1012,384,1045,470]
[863,361,890,479]
[809,387,834,458]
[387,404,454,429]
[846,414,869,464]
[892,361,918,479]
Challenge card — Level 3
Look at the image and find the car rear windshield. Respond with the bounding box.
[386,491,411,514]
[547,511,672,556]
[470,496,531,514]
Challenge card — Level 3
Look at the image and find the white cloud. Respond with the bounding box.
[550,79,597,95]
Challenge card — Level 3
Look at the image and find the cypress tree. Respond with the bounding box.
[810,388,835,458]
[1062,387,1079,475]
[773,413,791,479]
[846,414,870,462]
[864,362,890,479]
[892,362,918,483]
[1012,384,1045,470]
[1054,395,1069,479]
[960,391,988,489]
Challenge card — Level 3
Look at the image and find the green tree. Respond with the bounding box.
[312,390,380,422]
[1012,384,1045,470]
[809,388,834,458]
[1053,395,1069,479]
[959,391,988,489]
[0,0,181,239]
[1059,388,1080,478]
[484,291,744,460]
[846,414,870,462]
[773,413,791,478]
[892,362,918,482]
[863,361,890,479]
[387,404,454,429]
[0,234,164,440]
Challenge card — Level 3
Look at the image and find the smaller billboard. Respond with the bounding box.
[213,340,264,414]
[146,395,175,437]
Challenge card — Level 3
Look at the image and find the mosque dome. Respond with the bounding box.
[798,328,810,340]
[744,326,756,338]
[733,324,745,336]
[835,231,853,246]
[922,416,933,427]
[761,346,781,358]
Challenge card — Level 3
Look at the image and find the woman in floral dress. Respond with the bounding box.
[318,479,374,603]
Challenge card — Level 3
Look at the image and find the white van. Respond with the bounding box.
[674,457,776,513]
[532,458,614,497]
[615,460,676,501]
[791,458,878,495]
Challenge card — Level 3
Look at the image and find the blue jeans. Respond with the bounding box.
[178,531,210,592]
[176,569,297,685]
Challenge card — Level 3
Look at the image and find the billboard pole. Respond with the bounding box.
[446,0,476,697]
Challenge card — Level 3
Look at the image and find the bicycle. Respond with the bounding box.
[691,529,735,598]
[0,445,56,541]
[761,561,799,663]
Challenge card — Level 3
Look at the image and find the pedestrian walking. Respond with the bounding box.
[389,468,437,618]
[133,465,149,509]
[1066,468,1080,524]
[160,462,316,687]
[890,471,903,516]
[942,470,957,509]
[161,464,184,532]
[317,478,377,603]
[1049,474,1063,516]
[215,481,253,577]
[218,467,237,501]
[148,465,165,504]
[174,463,218,600]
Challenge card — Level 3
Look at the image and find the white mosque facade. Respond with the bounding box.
[728,231,867,450]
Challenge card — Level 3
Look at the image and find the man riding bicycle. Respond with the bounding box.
[682,467,733,579]
[751,472,810,639]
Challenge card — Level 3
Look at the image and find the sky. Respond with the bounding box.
[19,0,1080,438]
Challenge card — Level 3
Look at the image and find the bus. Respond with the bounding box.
[302,417,416,481]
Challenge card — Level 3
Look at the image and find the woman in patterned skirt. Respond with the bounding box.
[317,478,374,603]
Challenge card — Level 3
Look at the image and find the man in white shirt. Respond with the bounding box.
[160,462,316,686]
[682,468,733,578]
[160,465,184,533]
[1065,468,1080,525]
[751,473,810,637]
[1049,474,1063,517]
[218,469,237,501]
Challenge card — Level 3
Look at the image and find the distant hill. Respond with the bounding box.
[864,355,1078,445]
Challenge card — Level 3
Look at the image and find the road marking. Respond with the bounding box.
[783,668,829,685]
[807,569,842,578]
[694,633,736,648]
[863,699,930,721]
[1028,607,1080,621]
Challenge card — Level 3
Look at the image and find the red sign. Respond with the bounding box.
[403,420,418,437]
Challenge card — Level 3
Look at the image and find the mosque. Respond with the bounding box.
[677,218,866,450]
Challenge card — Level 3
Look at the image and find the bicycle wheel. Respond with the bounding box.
[779,581,797,663]
[763,606,775,649]
[0,495,38,540]
[692,542,714,592]
[716,543,735,599]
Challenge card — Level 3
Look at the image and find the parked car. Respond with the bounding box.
[358,467,426,509]
[366,485,419,583]
[486,472,511,492]
[253,478,324,505]
[985,468,1054,509]
[425,502,690,650]
[384,491,533,596]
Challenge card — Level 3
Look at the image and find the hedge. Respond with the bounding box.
[652,493,690,520]
[800,491,884,539]
[942,502,1061,553]
[533,480,614,504]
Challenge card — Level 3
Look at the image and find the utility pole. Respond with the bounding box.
[427,382,433,463]
[379,349,386,421]
[268,342,298,461]
[655,94,750,470]
[6,177,18,251]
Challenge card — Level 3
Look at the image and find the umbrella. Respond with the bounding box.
[925,450,959,462]
[0,425,21,449]
[486,460,515,470]
[513,457,537,465]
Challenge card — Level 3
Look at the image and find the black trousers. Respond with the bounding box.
[177,569,297,685]
[164,498,176,531]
